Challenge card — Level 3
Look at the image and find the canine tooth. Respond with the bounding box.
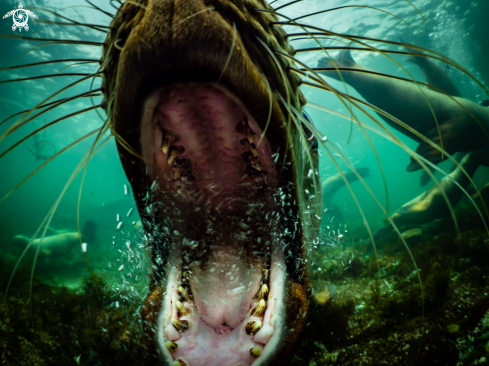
[251,299,267,317]
[179,286,192,302]
[254,284,269,301]
[245,320,262,336]
[240,138,259,156]
[176,300,191,317]
[172,318,190,333]
[250,346,262,358]
[168,146,185,165]
[251,158,262,171]
[173,359,187,366]
[161,131,180,154]
[164,340,178,353]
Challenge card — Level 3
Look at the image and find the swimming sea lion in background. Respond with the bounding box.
[402,40,462,185]
[322,167,370,207]
[402,40,462,97]
[100,0,321,364]
[11,220,97,258]
[318,50,489,170]
[12,232,80,258]
[374,147,489,239]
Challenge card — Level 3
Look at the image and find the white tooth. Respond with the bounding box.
[164,322,181,341]
[254,323,273,344]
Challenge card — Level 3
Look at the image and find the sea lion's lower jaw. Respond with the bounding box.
[155,249,286,366]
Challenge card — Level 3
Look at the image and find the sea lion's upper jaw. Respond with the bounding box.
[108,0,293,167]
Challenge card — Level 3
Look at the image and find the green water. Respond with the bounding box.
[1,0,489,365]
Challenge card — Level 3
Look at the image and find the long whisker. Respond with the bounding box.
[0,59,100,71]
[303,77,489,234]
[276,27,446,160]
[76,120,112,280]
[288,6,422,33]
[109,0,122,11]
[0,128,102,204]
[30,7,110,32]
[28,134,111,321]
[217,22,236,84]
[254,37,294,181]
[0,73,95,84]
[321,136,425,316]
[305,76,489,227]
[311,99,489,235]
[404,0,427,22]
[34,19,109,33]
[85,0,115,18]
[0,90,101,127]
[0,105,101,160]
[285,29,489,96]
[266,23,393,219]
[273,0,303,11]
[0,34,104,47]
[1,72,103,141]
[275,39,472,315]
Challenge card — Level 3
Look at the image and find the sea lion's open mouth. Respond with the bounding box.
[140,83,287,365]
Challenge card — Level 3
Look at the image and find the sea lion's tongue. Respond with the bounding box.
[189,245,263,333]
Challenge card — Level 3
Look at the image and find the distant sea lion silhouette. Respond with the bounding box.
[12,220,97,258]
[13,232,80,258]
[322,167,370,207]
[318,50,489,171]
[321,167,370,227]
[401,39,462,98]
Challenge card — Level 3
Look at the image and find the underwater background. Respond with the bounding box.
[1,0,489,365]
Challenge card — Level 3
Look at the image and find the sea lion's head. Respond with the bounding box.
[100,0,321,364]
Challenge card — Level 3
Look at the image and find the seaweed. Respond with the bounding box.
[0,257,152,366]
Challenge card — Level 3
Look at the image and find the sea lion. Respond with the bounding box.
[318,50,489,170]
[374,147,489,239]
[402,41,462,97]
[321,168,369,227]
[100,1,320,365]
[11,220,96,258]
[12,232,80,258]
[402,41,462,185]
[322,167,370,207]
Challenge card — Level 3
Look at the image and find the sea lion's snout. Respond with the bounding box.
[12,234,29,247]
